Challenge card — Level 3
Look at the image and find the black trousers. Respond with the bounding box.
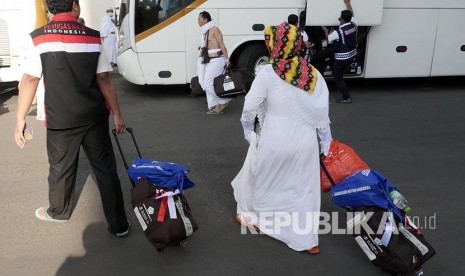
[332,58,352,100]
[311,47,352,100]
[46,119,128,232]
[311,47,334,75]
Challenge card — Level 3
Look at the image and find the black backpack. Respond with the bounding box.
[349,207,435,275]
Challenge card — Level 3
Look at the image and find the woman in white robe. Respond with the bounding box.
[232,22,332,253]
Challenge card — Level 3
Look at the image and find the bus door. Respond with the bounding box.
[305,0,384,77]
[431,8,465,76]
[364,8,438,78]
[362,1,465,78]
[133,0,196,84]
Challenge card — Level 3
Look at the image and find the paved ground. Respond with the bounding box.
[0,74,464,276]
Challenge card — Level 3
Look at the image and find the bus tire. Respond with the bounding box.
[237,43,269,75]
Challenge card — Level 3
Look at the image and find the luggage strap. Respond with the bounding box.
[175,198,194,236]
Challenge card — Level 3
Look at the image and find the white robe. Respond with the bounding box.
[232,64,330,251]
[99,15,117,64]
[197,51,231,109]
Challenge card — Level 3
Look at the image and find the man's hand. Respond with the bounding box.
[14,74,40,149]
[344,0,354,14]
[14,119,27,149]
[112,113,126,134]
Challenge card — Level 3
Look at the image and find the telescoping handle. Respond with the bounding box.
[112,127,142,187]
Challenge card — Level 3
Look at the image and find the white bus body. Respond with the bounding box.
[0,0,121,84]
[117,0,465,85]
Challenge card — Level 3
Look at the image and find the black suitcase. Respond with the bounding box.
[190,76,205,97]
[112,128,198,251]
[349,207,435,275]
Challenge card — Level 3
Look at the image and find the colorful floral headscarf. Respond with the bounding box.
[264,22,317,93]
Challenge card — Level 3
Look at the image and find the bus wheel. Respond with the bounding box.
[237,43,269,75]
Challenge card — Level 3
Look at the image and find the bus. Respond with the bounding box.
[116,0,465,85]
[0,0,47,83]
[0,0,119,84]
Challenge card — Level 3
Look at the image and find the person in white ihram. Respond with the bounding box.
[197,11,232,115]
[99,6,117,66]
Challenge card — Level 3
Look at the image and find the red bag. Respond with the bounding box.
[320,140,370,193]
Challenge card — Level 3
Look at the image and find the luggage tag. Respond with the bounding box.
[223,75,235,91]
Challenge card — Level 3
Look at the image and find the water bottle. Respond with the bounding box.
[389,190,412,213]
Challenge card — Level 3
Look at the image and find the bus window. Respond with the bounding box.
[135,0,194,35]
[118,0,129,27]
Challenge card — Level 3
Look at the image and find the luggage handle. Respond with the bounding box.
[112,127,142,187]
[221,66,234,76]
[319,154,336,186]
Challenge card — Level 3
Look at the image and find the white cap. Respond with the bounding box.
[106,6,113,12]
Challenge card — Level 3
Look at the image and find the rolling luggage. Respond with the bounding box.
[112,128,198,251]
[321,140,436,274]
[349,206,435,275]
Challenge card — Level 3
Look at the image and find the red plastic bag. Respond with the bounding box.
[320,140,370,193]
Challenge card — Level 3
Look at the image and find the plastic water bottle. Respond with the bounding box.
[389,190,412,213]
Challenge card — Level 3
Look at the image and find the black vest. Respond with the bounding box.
[30,14,108,129]
[333,21,358,60]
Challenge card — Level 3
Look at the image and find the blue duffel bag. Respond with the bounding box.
[331,169,403,220]
[127,159,195,192]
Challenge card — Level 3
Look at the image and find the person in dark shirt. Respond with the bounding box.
[14,0,130,237]
[312,0,357,103]
[324,0,357,103]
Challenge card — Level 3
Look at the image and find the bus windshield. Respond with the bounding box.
[135,0,194,35]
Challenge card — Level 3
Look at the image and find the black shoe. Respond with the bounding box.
[336,98,352,104]
[109,221,130,238]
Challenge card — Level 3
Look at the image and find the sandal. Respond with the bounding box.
[309,246,320,255]
[218,101,231,112]
[35,206,68,224]
[206,109,223,115]
[235,214,260,232]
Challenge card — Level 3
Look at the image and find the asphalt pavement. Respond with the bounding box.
[0,74,464,276]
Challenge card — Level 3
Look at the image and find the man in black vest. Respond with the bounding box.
[323,0,357,103]
[14,0,130,237]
